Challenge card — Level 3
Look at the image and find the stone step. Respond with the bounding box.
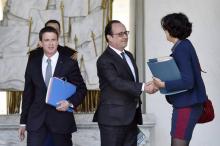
[0,114,155,146]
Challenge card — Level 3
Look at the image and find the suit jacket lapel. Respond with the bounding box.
[53,54,64,77]
[37,53,64,89]
[34,54,47,88]
[125,50,139,82]
[106,47,135,81]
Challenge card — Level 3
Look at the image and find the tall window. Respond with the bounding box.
[112,0,130,50]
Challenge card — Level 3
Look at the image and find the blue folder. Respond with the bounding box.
[46,77,76,112]
[147,56,187,95]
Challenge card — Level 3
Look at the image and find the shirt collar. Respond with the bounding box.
[109,45,125,57]
[171,40,181,52]
[43,51,59,63]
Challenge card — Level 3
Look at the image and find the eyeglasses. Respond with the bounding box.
[111,31,130,37]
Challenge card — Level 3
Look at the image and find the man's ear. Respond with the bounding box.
[38,41,42,47]
[107,34,112,42]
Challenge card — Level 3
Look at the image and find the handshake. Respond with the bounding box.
[144,77,164,94]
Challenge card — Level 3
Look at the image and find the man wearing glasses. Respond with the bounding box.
[93,20,157,146]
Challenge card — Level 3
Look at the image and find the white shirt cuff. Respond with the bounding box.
[141,83,145,91]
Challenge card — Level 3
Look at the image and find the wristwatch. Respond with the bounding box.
[68,100,74,108]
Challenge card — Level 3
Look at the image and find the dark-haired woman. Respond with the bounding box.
[153,13,208,146]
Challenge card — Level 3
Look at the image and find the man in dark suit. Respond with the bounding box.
[29,20,78,146]
[29,19,77,60]
[18,26,87,146]
[93,20,157,146]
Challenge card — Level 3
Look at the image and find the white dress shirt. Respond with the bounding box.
[42,51,59,81]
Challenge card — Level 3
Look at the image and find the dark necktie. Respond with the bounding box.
[121,52,128,63]
[45,59,52,87]
[121,52,138,107]
[121,52,136,81]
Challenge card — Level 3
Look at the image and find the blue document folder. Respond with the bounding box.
[147,56,187,95]
[46,77,76,112]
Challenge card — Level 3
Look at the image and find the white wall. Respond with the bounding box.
[144,0,220,146]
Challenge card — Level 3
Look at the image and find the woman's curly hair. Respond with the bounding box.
[161,13,192,40]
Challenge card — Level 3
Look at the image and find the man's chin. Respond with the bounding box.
[45,50,57,57]
[122,44,128,48]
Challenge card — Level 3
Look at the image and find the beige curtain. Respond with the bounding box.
[7,90,100,114]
